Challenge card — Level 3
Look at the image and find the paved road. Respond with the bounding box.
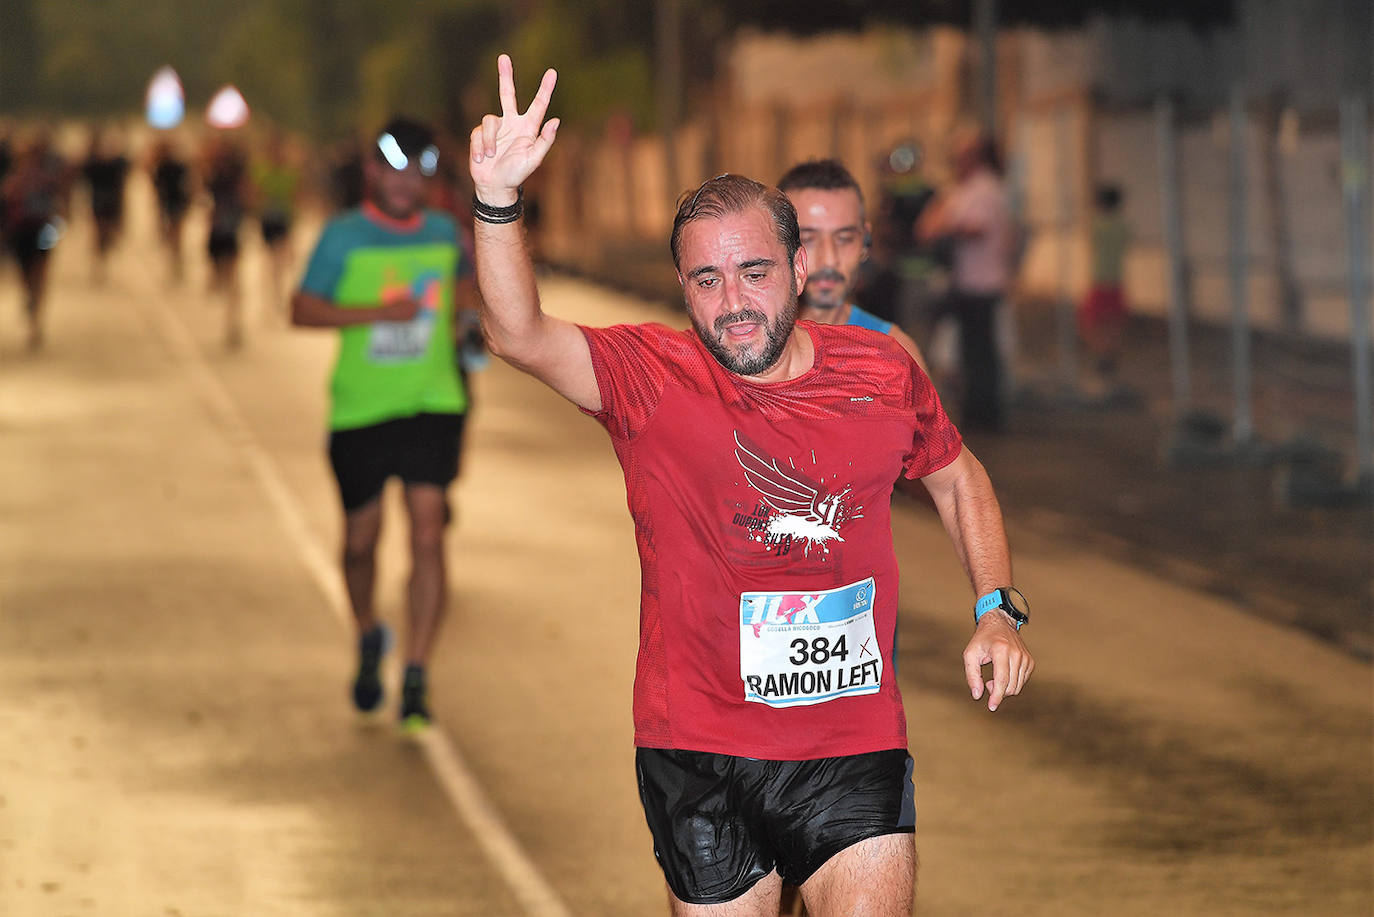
[1,192,1369,915]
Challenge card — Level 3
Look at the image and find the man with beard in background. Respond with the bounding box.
[778,158,928,374]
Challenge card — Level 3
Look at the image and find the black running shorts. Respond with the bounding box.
[207,228,239,262]
[635,747,916,904]
[7,218,53,272]
[327,412,465,512]
[260,211,290,245]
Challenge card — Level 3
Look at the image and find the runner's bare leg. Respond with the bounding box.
[223,261,243,349]
[669,871,784,917]
[342,498,383,634]
[23,259,50,351]
[799,834,915,917]
[403,483,448,665]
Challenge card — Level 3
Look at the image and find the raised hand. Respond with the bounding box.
[470,54,559,206]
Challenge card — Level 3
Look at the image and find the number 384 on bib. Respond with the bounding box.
[739,577,883,708]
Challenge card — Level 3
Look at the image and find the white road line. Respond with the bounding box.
[140,297,574,917]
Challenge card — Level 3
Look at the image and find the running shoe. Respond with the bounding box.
[351,623,390,713]
[399,664,431,733]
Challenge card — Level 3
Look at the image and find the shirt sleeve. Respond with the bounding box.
[901,361,964,479]
[299,221,346,298]
[578,323,675,440]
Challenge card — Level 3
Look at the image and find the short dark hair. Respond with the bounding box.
[776,159,866,214]
[375,116,435,159]
[1095,183,1123,211]
[669,173,801,270]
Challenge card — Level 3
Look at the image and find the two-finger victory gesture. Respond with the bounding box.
[470,54,560,209]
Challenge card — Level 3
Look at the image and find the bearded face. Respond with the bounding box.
[690,275,800,376]
[677,206,807,379]
[789,186,867,313]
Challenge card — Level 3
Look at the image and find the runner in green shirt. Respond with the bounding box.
[252,129,302,318]
[293,116,475,732]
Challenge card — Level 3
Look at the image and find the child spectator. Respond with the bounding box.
[1080,184,1130,393]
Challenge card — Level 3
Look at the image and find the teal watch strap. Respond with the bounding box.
[975,590,1002,619]
[974,587,1028,630]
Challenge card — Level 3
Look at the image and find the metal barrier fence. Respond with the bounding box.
[532,90,1371,500]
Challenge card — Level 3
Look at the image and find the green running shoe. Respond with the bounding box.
[399,663,431,734]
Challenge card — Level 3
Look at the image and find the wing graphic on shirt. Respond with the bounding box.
[733,430,835,526]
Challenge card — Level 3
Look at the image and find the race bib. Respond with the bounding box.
[739,577,882,708]
[367,272,441,363]
[368,312,435,363]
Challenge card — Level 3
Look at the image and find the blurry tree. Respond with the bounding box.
[0,0,41,110]
[30,0,229,118]
[503,1,656,131]
[3,0,506,137]
[1,0,1232,133]
[215,0,315,131]
[354,0,505,139]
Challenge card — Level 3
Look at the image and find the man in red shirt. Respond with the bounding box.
[469,56,1035,915]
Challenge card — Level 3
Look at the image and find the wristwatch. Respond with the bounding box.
[974,587,1029,630]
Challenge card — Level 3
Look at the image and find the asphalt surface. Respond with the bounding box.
[1,190,1370,915]
[957,302,1374,660]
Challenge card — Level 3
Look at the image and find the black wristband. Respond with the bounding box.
[473,190,523,224]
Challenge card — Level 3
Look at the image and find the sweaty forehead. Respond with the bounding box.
[789,187,863,230]
[678,206,784,272]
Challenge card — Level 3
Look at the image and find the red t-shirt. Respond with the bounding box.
[581,320,963,760]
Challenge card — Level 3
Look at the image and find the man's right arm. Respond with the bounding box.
[290,291,418,328]
[469,54,600,412]
[291,220,419,329]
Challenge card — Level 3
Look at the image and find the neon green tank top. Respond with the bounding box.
[299,207,469,430]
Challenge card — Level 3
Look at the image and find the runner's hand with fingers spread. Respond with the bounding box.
[963,612,1034,712]
[467,54,598,413]
[470,54,560,206]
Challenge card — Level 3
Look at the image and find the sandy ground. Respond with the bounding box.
[0,185,1369,915]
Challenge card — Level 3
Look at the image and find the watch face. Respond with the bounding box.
[1002,587,1029,621]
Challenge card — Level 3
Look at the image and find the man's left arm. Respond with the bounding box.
[920,446,1035,712]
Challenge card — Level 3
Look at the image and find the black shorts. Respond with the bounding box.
[207,228,239,261]
[91,203,124,224]
[7,218,55,272]
[260,212,290,245]
[158,193,190,220]
[635,747,916,904]
[328,412,465,512]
